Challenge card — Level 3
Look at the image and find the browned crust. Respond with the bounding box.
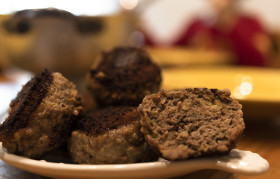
[87,47,162,106]
[76,106,139,136]
[0,69,53,141]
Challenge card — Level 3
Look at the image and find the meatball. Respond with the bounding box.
[86,47,162,108]
[138,88,245,160]
[69,106,157,164]
[0,69,83,159]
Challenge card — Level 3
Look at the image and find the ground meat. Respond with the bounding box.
[69,106,157,164]
[85,47,162,108]
[138,88,245,160]
[0,69,83,159]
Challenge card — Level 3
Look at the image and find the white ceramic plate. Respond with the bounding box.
[0,143,269,179]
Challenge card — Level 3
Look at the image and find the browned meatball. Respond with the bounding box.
[86,47,162,108]
[69,106,157,164]
[138,88,245,160]
[0,69,83,159]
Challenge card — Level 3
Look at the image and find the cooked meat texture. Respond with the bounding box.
[0,70,83,159]
[70,106,157,164]
[86,47,162,108]
[81,90,98,112]
[138,88,245,160]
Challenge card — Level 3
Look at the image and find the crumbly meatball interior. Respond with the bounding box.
[86,47,162,107]
[0,70,82,159]
[138,88,244,160]
[70,106,156,164]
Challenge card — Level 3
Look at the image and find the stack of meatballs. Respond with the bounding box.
[0,47,162,164]
[70,47,162,164]
[0,47,245,164]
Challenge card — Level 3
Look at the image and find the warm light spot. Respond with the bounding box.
[233,86,244,99]
[240,161,248,167]
[240,82,253,96]
[119,0,138,10]
[233,75,254,99]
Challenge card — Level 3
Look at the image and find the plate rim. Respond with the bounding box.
[0,143,269,178]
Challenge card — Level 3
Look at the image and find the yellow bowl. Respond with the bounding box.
[162,66,280,118]
[146,47,234,67]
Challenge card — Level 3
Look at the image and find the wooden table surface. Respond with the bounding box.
[236,118,280,179]
[0,71,279,179]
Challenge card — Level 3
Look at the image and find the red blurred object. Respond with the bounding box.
[173,15,268,67]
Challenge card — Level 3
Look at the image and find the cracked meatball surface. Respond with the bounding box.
[138,88,244,160]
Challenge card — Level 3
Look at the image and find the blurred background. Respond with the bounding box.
[0,0,280,115]
[0,0,280,116]
[0,1,280,178]
[1,0,280,71]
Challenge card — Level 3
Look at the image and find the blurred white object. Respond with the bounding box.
[139,0,280,46]
[0,0,119,16]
